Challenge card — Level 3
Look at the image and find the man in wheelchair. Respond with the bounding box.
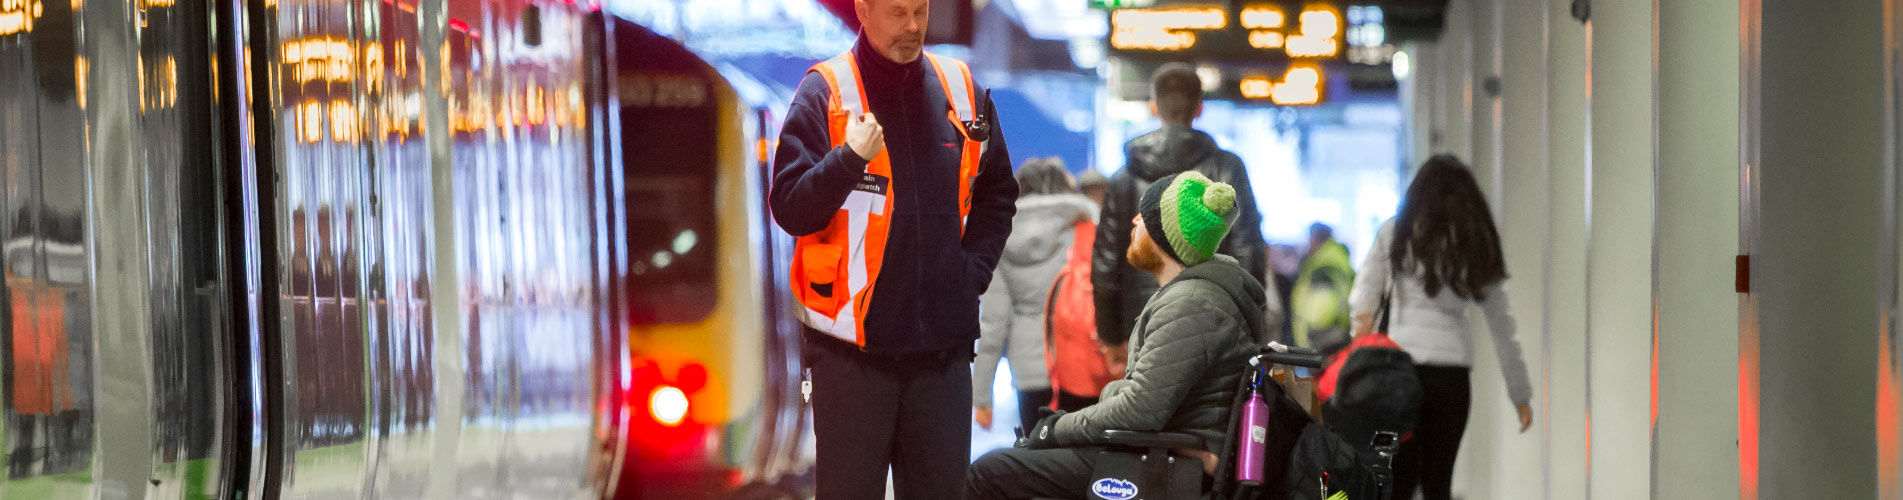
[967,172,1268,500]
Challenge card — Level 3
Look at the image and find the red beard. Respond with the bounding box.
[1128,229,1166,275]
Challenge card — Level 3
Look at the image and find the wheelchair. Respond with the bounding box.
[1066,344,1392,500]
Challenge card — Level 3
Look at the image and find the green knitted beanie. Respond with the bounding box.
[1154,171,1237,266]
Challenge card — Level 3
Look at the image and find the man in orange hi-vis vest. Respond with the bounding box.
[768,0,1017,496]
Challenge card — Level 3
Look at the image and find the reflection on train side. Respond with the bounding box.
[3,236,90,481]
[3,0,615,493]
[267,0,599,495]
[1,0,234,488]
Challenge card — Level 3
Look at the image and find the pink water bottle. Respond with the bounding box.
[1236,367,1270,486]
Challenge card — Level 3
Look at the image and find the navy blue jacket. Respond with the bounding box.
[769,37,1018,356]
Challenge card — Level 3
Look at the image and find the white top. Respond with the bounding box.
[1348,220,1532,404]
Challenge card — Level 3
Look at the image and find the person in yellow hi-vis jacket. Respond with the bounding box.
[767,0,1018,496]
[1292,222,1355,352]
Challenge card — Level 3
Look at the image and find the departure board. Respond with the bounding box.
[1106,2,1342,62]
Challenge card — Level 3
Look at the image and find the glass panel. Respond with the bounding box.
[0,0,98,492]
[2,0,238,492]
[248,0,601,494]
[444,0,597,494]
[363,1,437,495]
[141,0,233,492]
[271,0,372,493]
[1,59,96,490]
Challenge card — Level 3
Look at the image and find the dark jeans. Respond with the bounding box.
[966,446,1107,500]
[1393,365,1472,500]
[807,336,972,500]
[1017,388,1053,433]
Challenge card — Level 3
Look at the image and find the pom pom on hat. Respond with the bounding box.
[1201,181,1236,217]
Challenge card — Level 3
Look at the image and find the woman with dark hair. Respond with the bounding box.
[1347,155,1533,500]
[974,158,1101,433]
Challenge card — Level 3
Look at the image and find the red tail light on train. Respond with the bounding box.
[649,386,689,427]
[629,357,712,460]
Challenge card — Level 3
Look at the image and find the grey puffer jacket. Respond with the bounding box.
[976,194,1099,408]
[1052,255,1268,453]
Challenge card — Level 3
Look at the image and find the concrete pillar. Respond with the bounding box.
[1450,0,1504,496]
[1543,1,1592,498]
[1404,41,1434,165]
[1653,0,1742,497]
[1880,1,1903,497]
[1583,0,1655,497]
[1434,0,1475,163]
[1466,0,1500,198]
[1752,0,1884,497]
[1462,0,1551,495]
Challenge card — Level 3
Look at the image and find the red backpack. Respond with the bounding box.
[1314,284,1422,450]
[1043,221,1119,402]
[1315,332,1406,402]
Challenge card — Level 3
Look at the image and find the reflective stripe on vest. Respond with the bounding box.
[789,51,987,346]
[933,55,974,123]
[825,56,865,116]
[924,53,987,230]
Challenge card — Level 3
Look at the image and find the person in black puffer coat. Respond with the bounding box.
[1093,63,1267,368]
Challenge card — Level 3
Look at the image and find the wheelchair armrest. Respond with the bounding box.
[1102,430,1199,450]
[1260,350,1328,369]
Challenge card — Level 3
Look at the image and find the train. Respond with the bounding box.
[617,17,811,500]
[0,0,811,495]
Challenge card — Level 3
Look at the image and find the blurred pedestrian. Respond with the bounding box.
[974,158,1098,433]
[1077,168,1109,206]
[1348,155,1534,500]
[1042,165,1119,414]
[1293,222,1355,352]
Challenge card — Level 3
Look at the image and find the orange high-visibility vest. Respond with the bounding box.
[790,51,988,347]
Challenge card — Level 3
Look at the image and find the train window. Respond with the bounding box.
[623,34,720,324]
[627,174,717,325]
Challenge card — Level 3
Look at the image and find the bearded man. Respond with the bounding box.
[768,0,1018,496]
[965,172,1267,499]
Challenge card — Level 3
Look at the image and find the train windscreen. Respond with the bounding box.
[622,25,719,325]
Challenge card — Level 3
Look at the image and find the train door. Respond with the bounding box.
[252,0,605,496]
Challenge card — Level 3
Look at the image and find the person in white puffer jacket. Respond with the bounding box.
[1348,155,1534,500]
[974,158,1098,434]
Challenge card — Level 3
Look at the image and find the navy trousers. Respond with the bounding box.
[807,336,972,500]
